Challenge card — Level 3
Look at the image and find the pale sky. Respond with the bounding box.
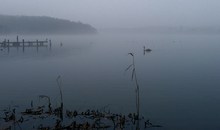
[0,0,220,29]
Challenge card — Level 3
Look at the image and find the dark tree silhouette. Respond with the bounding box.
[0,14,97,34]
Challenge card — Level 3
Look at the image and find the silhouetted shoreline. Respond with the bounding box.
[0,14,97,35]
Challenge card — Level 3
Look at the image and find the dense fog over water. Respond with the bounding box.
[1,0,220,129]
[0,0,220,29]
[1,33,220,130]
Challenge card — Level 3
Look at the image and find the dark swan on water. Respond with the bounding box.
[143,46,152,52]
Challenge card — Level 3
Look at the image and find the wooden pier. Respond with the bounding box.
[0,36,52,52]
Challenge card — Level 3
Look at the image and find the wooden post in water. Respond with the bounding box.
[22,39,25,52]
[16,36,19,50]
[16,36,19,43]
[7,40,10,53]
[49,39,52,50]
[3,39,6,47]
[36,40,39,52]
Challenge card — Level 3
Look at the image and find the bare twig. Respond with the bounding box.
[126,53,140,130]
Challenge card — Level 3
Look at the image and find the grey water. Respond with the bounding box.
[1,32,220,130]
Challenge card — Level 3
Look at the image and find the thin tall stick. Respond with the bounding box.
[126,53,140,130]
[56,75,63,120]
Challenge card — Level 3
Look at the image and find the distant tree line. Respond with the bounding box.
[0,15,97,34]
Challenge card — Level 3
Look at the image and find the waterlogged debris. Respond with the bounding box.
[21,107,44,115]
[0,75,162,129]
[145,119,162,128]
[3,109,15,122]
[1,100,162,129]
[39,95,52,114]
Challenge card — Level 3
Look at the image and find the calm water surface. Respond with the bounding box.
[1,33,220,129]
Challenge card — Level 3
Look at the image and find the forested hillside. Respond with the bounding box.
[0,15,97,34]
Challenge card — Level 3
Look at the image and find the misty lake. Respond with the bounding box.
[1,32,220,130]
